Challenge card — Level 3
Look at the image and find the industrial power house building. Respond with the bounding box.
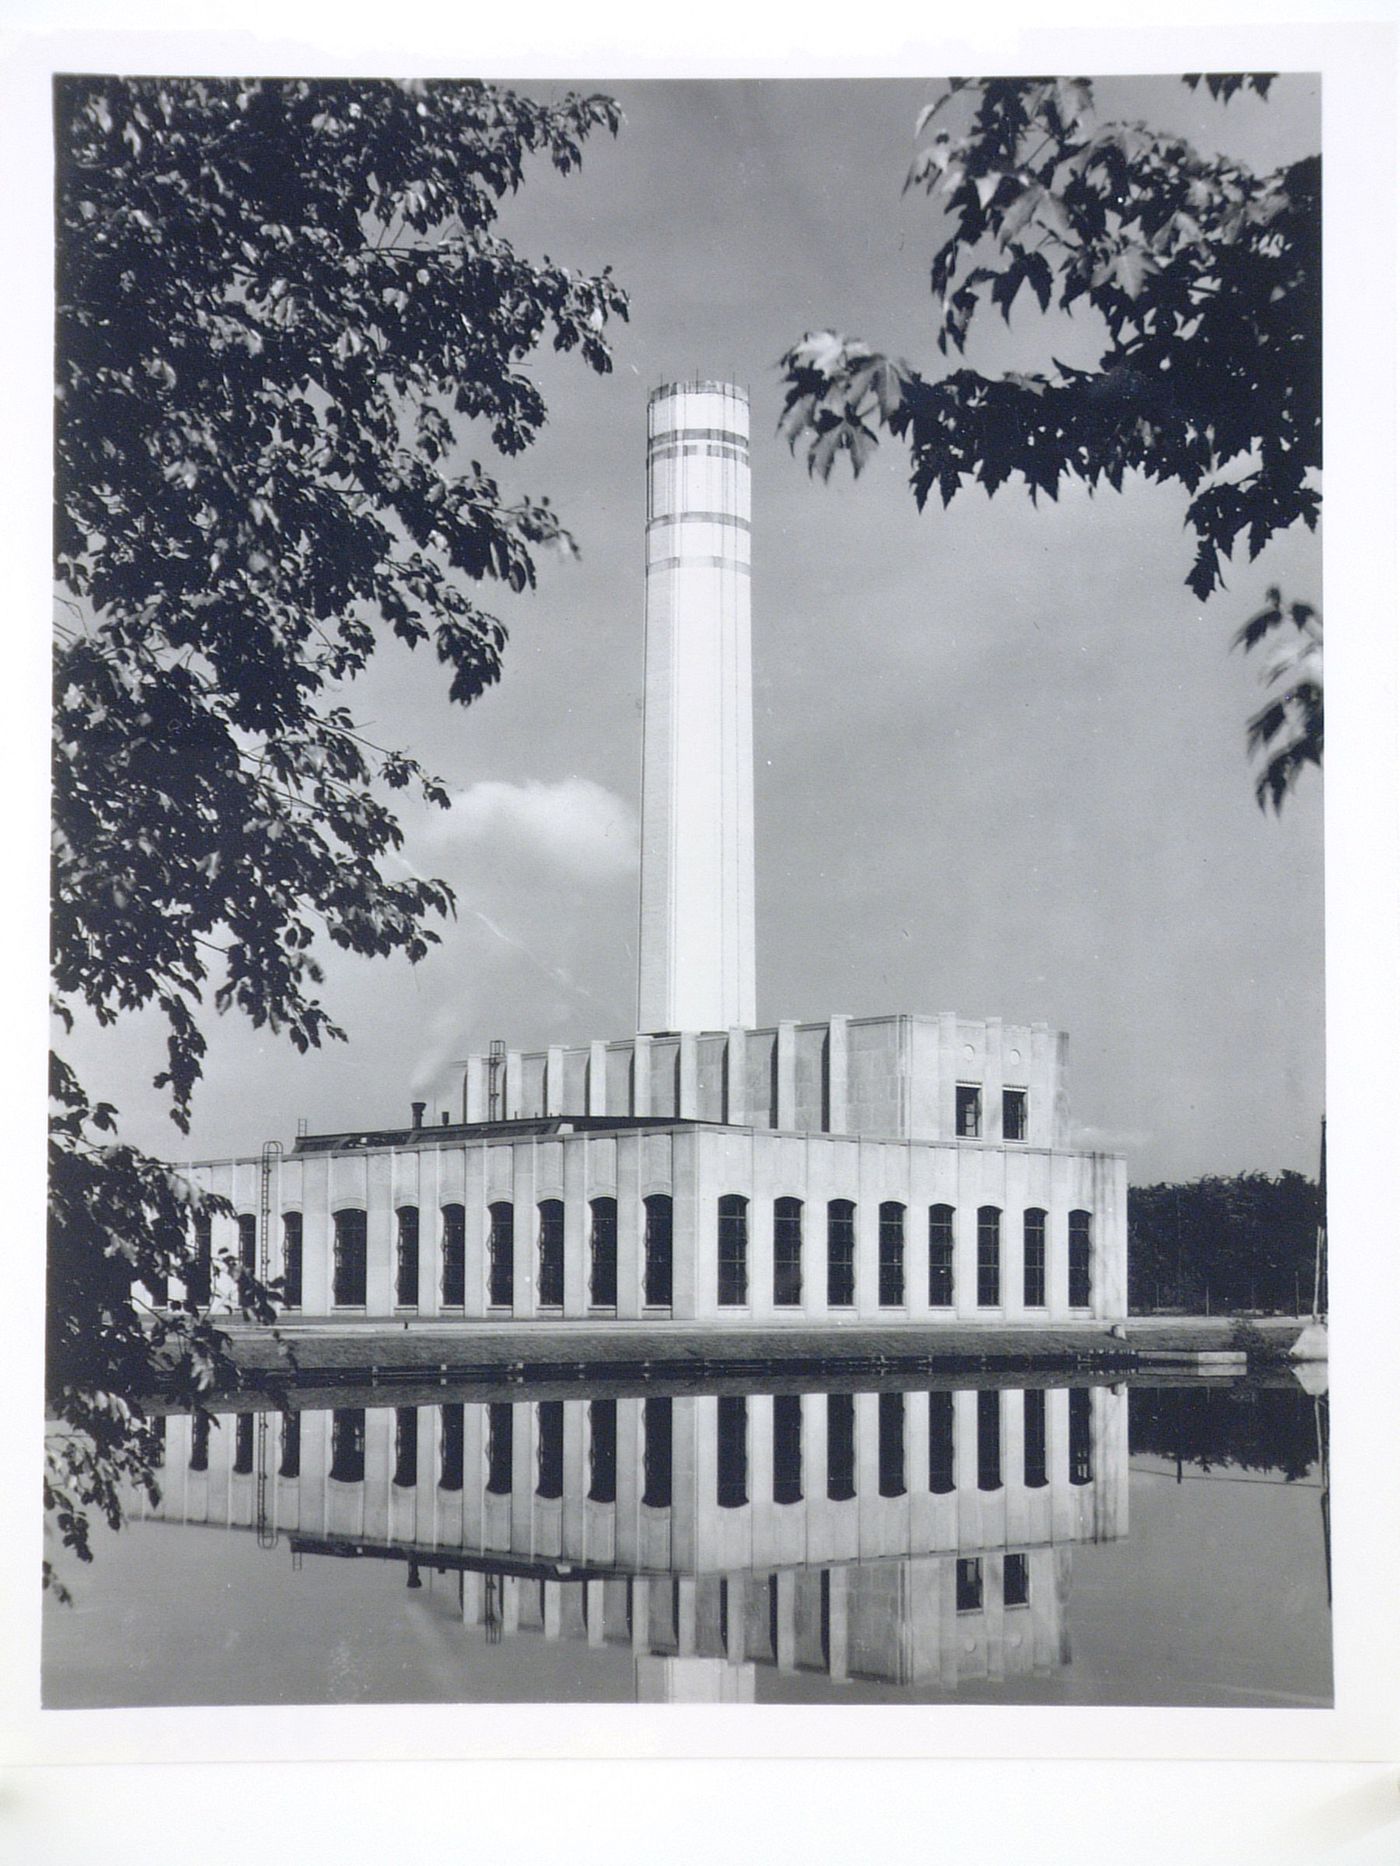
[186,381,1127,1328]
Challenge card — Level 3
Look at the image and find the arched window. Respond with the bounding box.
[878,1202,906,1307]
[717,1195,748,1306]
[878,1391,906,1497]
[928,1205,955,1306]
[772,1394,802,1503]
[393,1407,417,1487]
[1069,1210,1093,1307]
[332,1210,367,1307]
[1023,1209,1047,1308]
[643,1194,673,1307]
[440,1203,466,1307]
[588,1198,617,1307]
[487,1202,513,1307]
[716,1395,748,1507]
[485,1401,513,1494]
[330,1407,366,1483]
[279,1410,300,1480]
[237,1213,257,1281]
[439,1403,464,1491]
[977,1389,1002,1490]
[976,1206,1001,1308]
[1023,1388,1048,1488]
[588,1398,617,1504]
[1069,1386,1093,1485]
[189,1412,210,1472]
[928,1390,955,1493]
[642,1396,672,1508]
[395,1207,420,1308]
[773,1198,803,1306]
[281,1212,303,1309]
[535,1400,564,1499]
[826,1392,856,1501]
[234,1412,254,1475]
[190,1212,212,1306]
[826,1200,856,1307]
[537,1200,564,1307]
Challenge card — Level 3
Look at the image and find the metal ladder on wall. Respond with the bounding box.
[255,1138,283,1550]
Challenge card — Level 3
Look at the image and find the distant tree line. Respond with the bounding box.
[1128,1171,1322,1314]
[1129,1384,1320,1481]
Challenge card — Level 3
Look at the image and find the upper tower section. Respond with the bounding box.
[637,381,757,1033]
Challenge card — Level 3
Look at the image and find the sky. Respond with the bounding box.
[63,74,1325,1185]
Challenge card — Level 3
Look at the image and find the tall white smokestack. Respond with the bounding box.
[637,380,757,1033]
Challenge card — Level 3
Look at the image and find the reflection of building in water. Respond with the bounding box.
[175,382,1126,1330]
[142,1384,1126,1689]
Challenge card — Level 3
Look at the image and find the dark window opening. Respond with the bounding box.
[486,1402,513,1494]
[878,1203,906,1307]
[976,1206,1001,1308]
[281,1212,302,1309]
[956,1085,982,1138]
[150,1413,166,1468]
[977,1388,1002,1491]
[588,1398,617,1504]
[392,1408,416,1487]
[878,1391,906,1497]
[589,1198,618,1307]
[189,1412,210,1471]
[642,1396,672,1508]
[773,1394,803,1503]
[956,1556,983,1613]
[1069,1210,1093,1308]
[332,1209,367,1307]
[237,1213,257,1280]
[826,1392,856,1501]
[1023,1208,1047,1308]
[537,1199,564,1307]
[644,1194,673,1306]
[1023,1387,1048,1488]
[396,1207,420,1307]
[826,1199,856,1307]
[773,1197,803,1306]
[928,1204,955,1306]
[1004,1551,1031,1608]
[928,1389,955,1493]
[536,1400,564,1499]
[441,1203,466,1307]
[234,1412,254,1475]
[330,1407,366,1483]
[279,1411,299,1479]
[716,1395,748,1507]
[1002,1088,1027,1142]
[439,1403,464,1490]
[718,1195,748,1307]
[1069,1386,1094,1485]
[487,1202,514,1307]
[190,1213,212,1306]
[147,1263,169,1309]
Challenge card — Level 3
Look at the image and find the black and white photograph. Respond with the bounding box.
[8,11,1399,1855]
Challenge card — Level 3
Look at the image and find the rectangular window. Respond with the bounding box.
[395,1206,419,1307]
[642,1396,672,1508]
[237,1213,257,1280]
[717,1196,748,1306]
[956,1556,983,1613]
[281,1213,302,1309]
[977,1388,1002,1491]
[827,1200,856,1307]
[487,1203,514,1307]
[440,1203,466,1307]
[234,1412,254,1475]
[878,1203,906,1307]
[977,1206,1001,1307]
[644,1195,673,1306]
[189,1411,210,1472]
[1069,1210,1093,1308]
[588,1398,617,1504]
[393,1407,417,1487]
[537,1200,564,1307]
[1069,1386,1093,1485]
[716,1395,748,1507]
[535,1400,564,1499]
[772,1394,803,1503]
[589,1198,618,1307]
[485,1402,513,1494]
[956,1085,982,1138]
[773,1198,803,1306]
[333,1210,367,1306]
[1004,1551,1030,1608]
[826,1392,855,1501]
[1023,1209,1047,1307]
[1002,1088,1027,1141]
[190,1213,212,1306]
[928,1205,955,1306]
[878,1391,906,1497]
[279,1410,300,1480]
[928,1389,955,1493]
[330,1407,365,1483]
[439,1403,464,1491]
[1023,1387,1048,1488]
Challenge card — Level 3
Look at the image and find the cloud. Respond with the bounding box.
[423,777,637,882]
